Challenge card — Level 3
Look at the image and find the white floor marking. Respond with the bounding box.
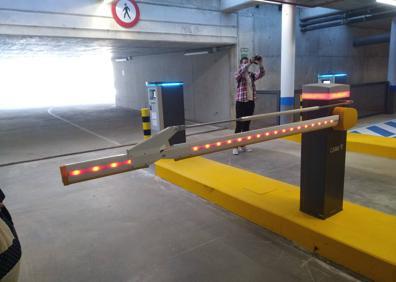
[48,107,121,146]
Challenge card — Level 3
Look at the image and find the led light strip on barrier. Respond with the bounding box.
[60,115,339,185]
[60,154,145,186]
[163,115,339,160]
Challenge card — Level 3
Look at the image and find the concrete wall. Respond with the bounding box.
[239,5,389,91]
[113,48,235,122]
[113,4,391,125]
[0,0,237,45]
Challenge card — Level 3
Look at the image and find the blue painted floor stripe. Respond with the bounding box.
[367,126,394,137]
[385,121,396,129]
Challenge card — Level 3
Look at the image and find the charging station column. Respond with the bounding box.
[146,81,186,145]
[300,83,350,219]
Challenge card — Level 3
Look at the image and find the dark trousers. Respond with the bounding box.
[235,101,255,133]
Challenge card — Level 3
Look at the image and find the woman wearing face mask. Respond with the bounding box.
[233,55,265,155]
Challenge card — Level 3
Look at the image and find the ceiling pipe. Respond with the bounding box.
[299,6,389,27]
[300,5,381,22]
[301,9,396,32]
[300,5,395,27]
[353,33,390,47]
[300,14,346,27]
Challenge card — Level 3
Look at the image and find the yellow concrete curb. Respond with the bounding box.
[284,133,396,159]
[156,157,396,282]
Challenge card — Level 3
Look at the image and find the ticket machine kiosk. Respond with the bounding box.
[146,81,186,145]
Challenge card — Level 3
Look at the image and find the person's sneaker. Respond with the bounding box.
[240,146,253,152]
[232,148,239,155]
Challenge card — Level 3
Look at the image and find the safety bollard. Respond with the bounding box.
[141,108,151,140]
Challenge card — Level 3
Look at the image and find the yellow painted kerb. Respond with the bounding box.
[284,133,396,160]
[156,157,396,281]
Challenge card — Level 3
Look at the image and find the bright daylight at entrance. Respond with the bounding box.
[0,54,115,109]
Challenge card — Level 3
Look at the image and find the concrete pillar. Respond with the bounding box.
[280,4,296,124]
[389,18,396,85]
[388,18,396,113]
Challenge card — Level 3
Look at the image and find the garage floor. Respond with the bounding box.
[0,105,140,166]
[2,105,392,281]
[204,139,396,215]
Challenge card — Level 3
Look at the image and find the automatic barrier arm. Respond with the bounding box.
[60,114,340,186]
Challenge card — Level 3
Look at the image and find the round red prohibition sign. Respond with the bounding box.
[112,0,140,28]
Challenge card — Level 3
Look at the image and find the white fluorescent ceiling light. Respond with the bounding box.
[184,51,210,56]
[376,0,396,6]
[113,56,132,62]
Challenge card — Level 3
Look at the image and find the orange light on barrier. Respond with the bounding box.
[71,170,81,176]
[188,117,337,154]
[302,91,350,100]
[68,159,133,178]
[92,166,101,172]
[61,158,136,186]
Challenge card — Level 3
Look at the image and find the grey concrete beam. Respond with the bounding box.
[221,0,264,13]
[0,1,237,45]
[0,25,237,45]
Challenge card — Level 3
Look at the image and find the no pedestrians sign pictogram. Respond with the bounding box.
[112,0,140,28]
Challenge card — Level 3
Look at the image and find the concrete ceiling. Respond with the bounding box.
[321,0,378,10]
[0,1,392,59]
[0,35,228,59]
[264,0,378,9]
[295,0,394,31]
[223,0,380,11]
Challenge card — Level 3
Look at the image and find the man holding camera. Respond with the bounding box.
[233,55,265,155]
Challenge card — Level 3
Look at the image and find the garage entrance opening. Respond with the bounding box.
[0,54,115,109]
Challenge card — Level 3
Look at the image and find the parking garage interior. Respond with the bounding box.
[0,0,396,281]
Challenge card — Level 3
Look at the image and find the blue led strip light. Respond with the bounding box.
[146,82,184,87]
[318,73,347,78]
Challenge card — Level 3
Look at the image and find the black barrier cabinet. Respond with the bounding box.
[300,84,349,219]
[161,85,186,145]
